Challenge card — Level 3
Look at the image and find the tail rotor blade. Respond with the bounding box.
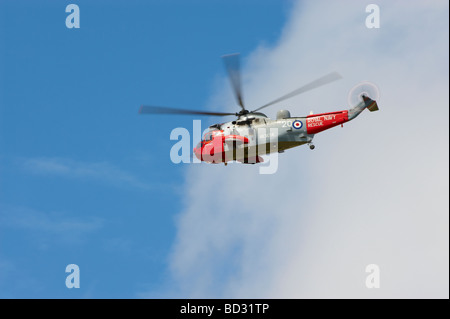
[347,81,380,107]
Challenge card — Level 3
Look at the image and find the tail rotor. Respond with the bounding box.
[347,81,380,107]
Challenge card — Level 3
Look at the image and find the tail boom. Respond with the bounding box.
[306,96,379,135]
[306,110,348,134]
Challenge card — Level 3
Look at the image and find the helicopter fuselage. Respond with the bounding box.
[193,96,377,164]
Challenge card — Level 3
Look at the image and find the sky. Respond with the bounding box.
[0,0,448,298]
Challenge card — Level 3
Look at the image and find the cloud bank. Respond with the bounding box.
[167,1,449,298]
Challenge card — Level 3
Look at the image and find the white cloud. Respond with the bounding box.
[167,0,449,298]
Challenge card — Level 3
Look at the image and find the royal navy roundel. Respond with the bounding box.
[292,120,303,129]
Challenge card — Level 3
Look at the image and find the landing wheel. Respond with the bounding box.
[309,144,315,150]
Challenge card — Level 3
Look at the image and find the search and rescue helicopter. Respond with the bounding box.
[139,53,379,165]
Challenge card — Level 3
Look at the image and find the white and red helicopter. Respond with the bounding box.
[140,54,379,165]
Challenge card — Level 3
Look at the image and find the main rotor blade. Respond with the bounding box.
[222,53,246,111]
[252,72,343,112]
[139,105,236,116]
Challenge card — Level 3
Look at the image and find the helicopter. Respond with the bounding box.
[139,53,379,165]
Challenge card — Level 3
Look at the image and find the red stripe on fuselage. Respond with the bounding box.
[306,110,348,134]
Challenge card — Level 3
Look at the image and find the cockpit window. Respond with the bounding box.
[204,132,213,141]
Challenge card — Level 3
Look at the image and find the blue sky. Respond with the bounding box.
[0,0,292,298]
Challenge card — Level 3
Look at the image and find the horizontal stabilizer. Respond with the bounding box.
[362,95,379,112]
[367,101,379,112]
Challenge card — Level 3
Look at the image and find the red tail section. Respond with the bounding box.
[306,110,348,135]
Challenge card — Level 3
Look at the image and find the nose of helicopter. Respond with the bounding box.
[193,146,202,161]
